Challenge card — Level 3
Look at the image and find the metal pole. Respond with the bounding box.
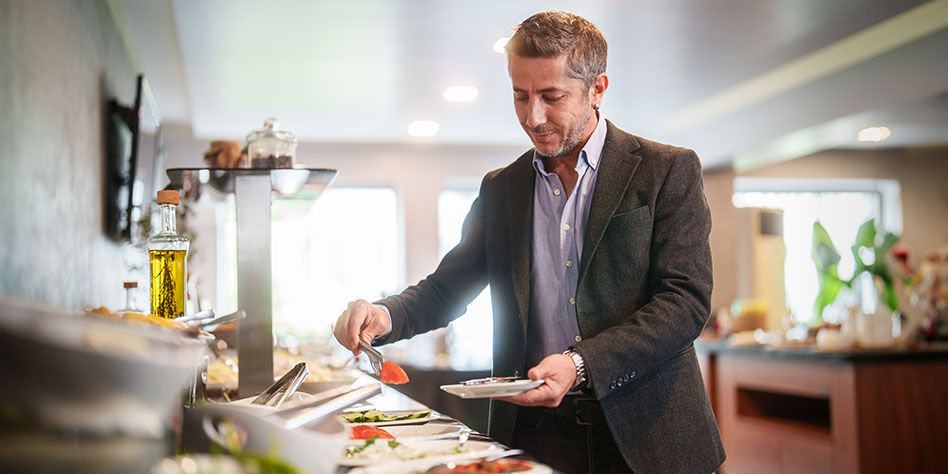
[236,171,273,397]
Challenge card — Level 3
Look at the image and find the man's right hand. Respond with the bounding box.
[333,299,392,356]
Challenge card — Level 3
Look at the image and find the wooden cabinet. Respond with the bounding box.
[696,342,948,473]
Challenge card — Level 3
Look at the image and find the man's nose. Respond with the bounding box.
[525,98,546,128]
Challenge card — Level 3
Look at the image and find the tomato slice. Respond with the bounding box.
[350,425,394,439]
[379,360,410,384]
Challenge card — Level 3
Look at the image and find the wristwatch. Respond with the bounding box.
[563,349,587,390]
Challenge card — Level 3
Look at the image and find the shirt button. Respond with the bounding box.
[553,189,561,196]
[569,297,575,305]
[563,224,570,231]
[575,335,582,342]
[566,260,573,268]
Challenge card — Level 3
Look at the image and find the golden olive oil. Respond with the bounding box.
[147,190,190,319]
[150,249,187,318]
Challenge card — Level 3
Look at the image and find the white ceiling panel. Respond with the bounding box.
[118,0,947,168]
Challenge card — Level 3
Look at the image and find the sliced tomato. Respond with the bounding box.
[379,360,410,384]
[350,425,394,440]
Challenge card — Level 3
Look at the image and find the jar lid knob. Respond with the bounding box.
[263,117,279,130]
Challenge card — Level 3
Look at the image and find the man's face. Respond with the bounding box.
[509,54,602,159]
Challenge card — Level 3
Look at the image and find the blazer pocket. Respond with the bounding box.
[611,205,651,222]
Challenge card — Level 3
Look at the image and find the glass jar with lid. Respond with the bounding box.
[245,117,298,169]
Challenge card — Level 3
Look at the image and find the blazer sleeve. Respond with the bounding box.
[574,149,713,399]
[374,177,491,344]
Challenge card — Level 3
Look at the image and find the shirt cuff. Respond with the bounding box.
[375,304,393,342]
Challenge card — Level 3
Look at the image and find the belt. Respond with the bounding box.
[550,395,607,426]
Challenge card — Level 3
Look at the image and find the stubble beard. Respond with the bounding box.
[539,107,594,160]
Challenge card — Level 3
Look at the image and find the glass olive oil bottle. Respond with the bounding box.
[147,190,190,318]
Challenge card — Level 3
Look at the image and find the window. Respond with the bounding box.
[438,189,493,370]
[271,187,399,339]
[215,187,400,342]
[732,178,902,326]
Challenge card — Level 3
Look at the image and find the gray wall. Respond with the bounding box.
[0,0,145,309]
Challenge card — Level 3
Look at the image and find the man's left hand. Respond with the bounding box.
[495,353,576,408]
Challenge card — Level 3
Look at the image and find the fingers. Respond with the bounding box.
[334,300,392,356]
[496,383,562,408]
[347,300,370,354]
[494,354,576,408]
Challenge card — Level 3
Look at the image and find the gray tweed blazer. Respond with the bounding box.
[378,121,726,473]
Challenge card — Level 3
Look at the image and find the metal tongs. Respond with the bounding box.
[195,309,245,330]
[359,341,385,376]
[175,309,216,323]
[252,361,309,408]
[175,309,246,330]
[274,383,382,430]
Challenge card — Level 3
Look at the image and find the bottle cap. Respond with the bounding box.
[123,282,138,289]
[156,190,180,205]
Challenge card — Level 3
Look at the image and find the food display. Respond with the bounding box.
[425,458,537,474]
[343,409,432,424]
[351,426,395,440]
[342,438,486,465]
[207,348,345,388]
[85,306,189,330]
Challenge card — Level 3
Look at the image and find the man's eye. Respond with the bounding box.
[514,95,528,102]
[544,95,564,103]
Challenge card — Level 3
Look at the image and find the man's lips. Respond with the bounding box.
[530,130,556,142]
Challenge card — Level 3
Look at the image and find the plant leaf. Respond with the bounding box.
[812,221,841,272]
[853,218,878,248]
[882,278,899,312]
[812,221,842,324]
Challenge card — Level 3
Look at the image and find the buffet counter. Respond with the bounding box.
[182,371,547,474]
[695,339,948,474]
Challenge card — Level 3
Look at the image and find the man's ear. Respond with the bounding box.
[590,73,609,106]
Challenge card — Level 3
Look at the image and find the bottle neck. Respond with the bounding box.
[124,287,136,311]
[159,203,177,234]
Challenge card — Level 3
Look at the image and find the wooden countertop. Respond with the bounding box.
[694,337,948,361]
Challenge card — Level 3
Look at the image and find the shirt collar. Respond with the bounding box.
[532,113,607,175]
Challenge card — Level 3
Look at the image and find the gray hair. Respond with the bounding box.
[505,10,608,90]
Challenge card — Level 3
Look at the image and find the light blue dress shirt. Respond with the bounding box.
[526,114,607,369]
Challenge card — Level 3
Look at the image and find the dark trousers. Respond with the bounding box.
[511,396,633,474]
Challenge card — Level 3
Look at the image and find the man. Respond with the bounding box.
[334,10,725,473]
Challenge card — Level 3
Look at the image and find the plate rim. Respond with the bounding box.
[440,379,545,398]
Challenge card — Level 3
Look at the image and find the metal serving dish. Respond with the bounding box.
[0,296,208,472]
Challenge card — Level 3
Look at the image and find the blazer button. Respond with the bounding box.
[609,382,616,390]
[630,371,636,378]
[514,370,520,377]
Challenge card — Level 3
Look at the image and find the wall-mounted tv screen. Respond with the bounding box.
[105,74,164,242]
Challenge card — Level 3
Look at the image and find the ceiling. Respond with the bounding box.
[115,0,948,169]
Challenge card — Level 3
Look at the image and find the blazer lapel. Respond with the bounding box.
[579,122,642,284]
[506,152,535,334]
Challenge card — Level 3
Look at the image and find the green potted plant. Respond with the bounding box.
[812,218,900,347]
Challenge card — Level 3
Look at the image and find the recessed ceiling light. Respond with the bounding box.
[857,126,891,142]
[443,86,479,103]
[407,120,440,137]
[493,37,509,54]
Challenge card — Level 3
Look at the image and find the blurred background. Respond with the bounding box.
[2,1,948,472]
